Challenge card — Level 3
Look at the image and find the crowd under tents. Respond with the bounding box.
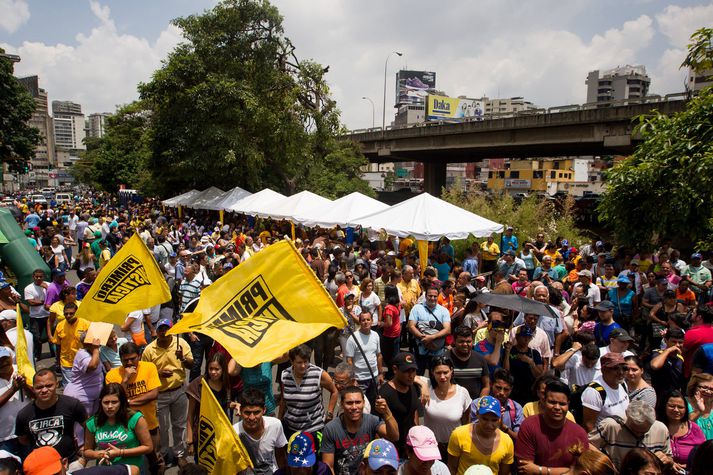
[162,188,504,265]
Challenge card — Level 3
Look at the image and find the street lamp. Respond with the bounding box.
[362,96,375,128]
[382,51,403,132]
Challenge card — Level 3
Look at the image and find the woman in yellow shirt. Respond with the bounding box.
[448,396,514,475]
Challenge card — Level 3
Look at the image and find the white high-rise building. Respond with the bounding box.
[87,112,111,138]
[52,100,86,150]
[586,65,651,103]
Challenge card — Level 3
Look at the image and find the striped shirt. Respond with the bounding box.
[179,277,202,312]
[589,417,671,466]
[281,363,325,433]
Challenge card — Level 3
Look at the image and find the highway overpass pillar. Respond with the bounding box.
[423,161,447,196]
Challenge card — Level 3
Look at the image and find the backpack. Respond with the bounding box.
[569,382,607,424]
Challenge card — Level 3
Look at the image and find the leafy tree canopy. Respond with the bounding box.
[598,28,713,249]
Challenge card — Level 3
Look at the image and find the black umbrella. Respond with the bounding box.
[473,292,559,318]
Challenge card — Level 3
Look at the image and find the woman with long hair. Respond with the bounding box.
[380,284,401,376]
[686,373,713,440]
[84,383,153,469]
[185,352,232,459]
[50,235,69,271]
[657,390,705,471]
[76,242,97,277]
[624,355,657,407]
[619,448,663,475]
[419,356,472,459]
[569,447,618,475]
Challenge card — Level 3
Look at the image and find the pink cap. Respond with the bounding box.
[406,426,441,461]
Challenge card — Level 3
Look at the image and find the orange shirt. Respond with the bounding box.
[438,293,454,315]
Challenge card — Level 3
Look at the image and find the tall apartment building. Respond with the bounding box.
[17,76,56,187]
[688,67,713,92]
[87,112,111,138]
[586,65,651,103]
[483,97,539,114]
[52,100,86,151]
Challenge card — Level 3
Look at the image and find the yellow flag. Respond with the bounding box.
[15,304,35,387]
[197,380,252,473]
[169,240,346,366]
[76,233,171,325]
[417,239,428,277]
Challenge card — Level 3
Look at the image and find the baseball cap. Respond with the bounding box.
[179,250,192,257]
[0,347,12,359]
[287,432,317,468]
[692,252,703,260]
[363,439,399,471]
[505,250,516,257]
[630,259,640,266]
[600,352,626,369]
[595,241,604,248]
[51,268,65,278]
[156,318,172,329]
[406,426,441,461]
[471,396,501,418]
[392,352,417,372]
[169,252,177,258]
[609,328,634,342]
[617,275,631,284]
[344,291,356,299]
[577,270,592,279]
[516,325,535,338]
[474,275,486,282]
[23,446,63,475]
[561,239,569,246]
[593,301,615,311]
[0,310,17,321]
[464,466,494,475]
[0,282,10,291]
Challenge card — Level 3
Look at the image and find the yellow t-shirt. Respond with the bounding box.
[481,242,500,261]
[448,425,514,475]
[54,317,90,368]
[49,300,82,325]
[106,361,161,430]
[99,249,112,268]
[141,338,193,391]
[522,401,576,422]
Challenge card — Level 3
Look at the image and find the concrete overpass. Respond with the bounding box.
[344,94,688,194]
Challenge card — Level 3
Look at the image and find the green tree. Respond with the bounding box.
[0,48,40,171]
[75,101,152,192]
[138,0,371,198]
[598,28,713,248]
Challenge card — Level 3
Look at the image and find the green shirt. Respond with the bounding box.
[86,411,145,467]
[553,264,568,281]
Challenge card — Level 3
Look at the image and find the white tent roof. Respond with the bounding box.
[293,192,389,228]
[253,190,332,220]
[211,186,252,211]
[228,188,286,215]
[349,192,503,241]
[185,187,225,209]
[162,189,199,207]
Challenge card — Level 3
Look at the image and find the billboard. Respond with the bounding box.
[426,94,484,121]
[395,70,436,106]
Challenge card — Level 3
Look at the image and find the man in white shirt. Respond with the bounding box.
[573,270,601,307]
[23,269,49,362]
[552,342,601,386]
[0,310,34,369]
[581,352,630,432]
[233,387,287,473]
[599,328,635,360]
[0,347,25,453]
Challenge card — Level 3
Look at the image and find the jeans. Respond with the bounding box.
[380,335,400,379]
[157,386,188,458]
[188,334,213,381]
[29,316,48,361]
[61,366,72,387]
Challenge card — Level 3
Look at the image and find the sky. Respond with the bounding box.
[1,0,712,130]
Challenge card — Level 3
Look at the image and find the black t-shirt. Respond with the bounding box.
[508,348,543,405]
[450,349,489,399]
[16,395,87,461]
[376,382,421,456]
[651,348,685,396]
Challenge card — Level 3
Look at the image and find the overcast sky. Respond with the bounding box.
[2,0,712,130]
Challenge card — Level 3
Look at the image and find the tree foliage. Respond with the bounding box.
[134,0,372,198]
[0,48,40,168]
[598,28,713,249]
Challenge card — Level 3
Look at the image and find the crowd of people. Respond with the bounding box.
[1,193,713,475]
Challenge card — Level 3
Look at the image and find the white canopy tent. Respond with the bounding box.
[161,189,199,207]
[251,190,332,220]
[212,186,252,211]
[350,192,503,241]
[293,192,389,228]
[184,187,225,209]
[228,188,286,215]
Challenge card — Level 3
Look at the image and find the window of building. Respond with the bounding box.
[550,171,556,179]
[533,171,543,179]
[509,171,520,178]
[498,171,505,178]
[554,162,560,169]
[489,171,493,178]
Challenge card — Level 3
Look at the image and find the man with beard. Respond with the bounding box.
[321,387,397,475]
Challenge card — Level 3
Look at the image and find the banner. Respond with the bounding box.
[198,381,252,473]
[396,70,436,106]
[16,304,35,387]
[426,94,484,121]
[169,241,346,366]
[76,233,171,325]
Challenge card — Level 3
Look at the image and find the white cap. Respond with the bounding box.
[0,310,17,321]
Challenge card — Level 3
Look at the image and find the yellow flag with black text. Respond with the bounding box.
[198,381,252,473]
[76,233,171,325]
[169,240,346,366]
[16,304,35,387]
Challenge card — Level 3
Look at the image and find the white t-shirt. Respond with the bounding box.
[144,305,161,325]
[345,330,381,382]
[6,328,34,369]
[0,368,24,441]
[24,283,49,318]
[573,282,602,307]
[597,346,635,368]
[51,244,66,264]
[233,416,287,475]
[561,352,601,386]
[125,310,144,335]
[581,377,629,424]
[424,384,472,443]
[359,293,381,325]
